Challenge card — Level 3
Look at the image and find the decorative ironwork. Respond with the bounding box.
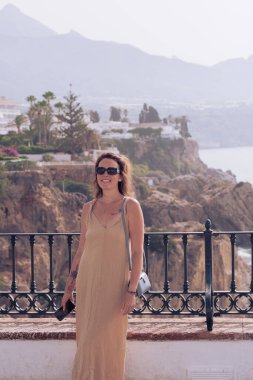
[182,234,189,293]
[230,233,236,292]
[29,235,36,292]
[163,234,170,293]
[1,222,253,331]
[204,219,213,331]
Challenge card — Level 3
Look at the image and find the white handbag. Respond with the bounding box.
[121,198,151,297]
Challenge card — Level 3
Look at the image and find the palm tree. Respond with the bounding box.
[42,91,56,106]
[26,95,37,107]
[14,114,27,134]
[28,100,49,145]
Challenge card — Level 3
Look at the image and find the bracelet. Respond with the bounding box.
[127,289,136,294]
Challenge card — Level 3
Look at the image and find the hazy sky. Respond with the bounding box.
[1,0,253,66]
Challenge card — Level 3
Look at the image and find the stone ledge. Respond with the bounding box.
[1,316,253,341]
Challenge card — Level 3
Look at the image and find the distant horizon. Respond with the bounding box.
[1,0,253,66]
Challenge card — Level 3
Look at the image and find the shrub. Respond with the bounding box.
[136,182,152,200]
[0,156,17,161]
[4,160,37,171]
[0,147,19,157]
[133,164,150,176]
[157,187,168,194]
[56,180,93,200]
[0,132,27,147]
[42,154,54,162]
[18,145,58,154]
[0,164,8,198]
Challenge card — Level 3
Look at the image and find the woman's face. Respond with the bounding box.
[96,158,122,192]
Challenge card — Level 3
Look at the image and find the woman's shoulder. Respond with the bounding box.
[125,196,139,204]
[82,199,96,213]
[125,196,141,211]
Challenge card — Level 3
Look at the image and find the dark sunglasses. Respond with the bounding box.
[96,166,121,175]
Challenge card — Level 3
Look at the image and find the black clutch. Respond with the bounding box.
[55,299,75,321]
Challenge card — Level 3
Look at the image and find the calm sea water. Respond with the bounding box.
[199,146,253,185]
[200,146,253,261]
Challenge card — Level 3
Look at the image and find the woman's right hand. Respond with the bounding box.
[61,291,74,311]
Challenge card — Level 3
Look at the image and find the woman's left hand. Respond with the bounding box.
[121,292,136,315]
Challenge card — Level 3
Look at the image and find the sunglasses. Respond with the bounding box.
[96,166,121,175]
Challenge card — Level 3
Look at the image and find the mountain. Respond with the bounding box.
[1,4,253,105]
[0,4,57,37]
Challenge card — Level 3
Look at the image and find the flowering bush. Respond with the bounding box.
[0,147,19,157]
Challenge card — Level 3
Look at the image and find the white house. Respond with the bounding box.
[0,96,23,134]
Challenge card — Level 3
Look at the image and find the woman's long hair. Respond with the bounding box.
[94,152,133,198]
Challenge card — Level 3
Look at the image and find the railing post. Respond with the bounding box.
[230,234,236,292]
[10,235,17,293]
[250,234,253,292]
[182,234,189,293]
[163,234,170,293]
[29,235,36,292]
[48,235,55,293]
[204,219,213,331]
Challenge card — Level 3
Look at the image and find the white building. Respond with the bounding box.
[88,121,129,133]
[161,125,181,139]
[0,96,23,134]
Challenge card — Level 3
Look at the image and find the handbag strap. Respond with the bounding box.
[121,197,146,272]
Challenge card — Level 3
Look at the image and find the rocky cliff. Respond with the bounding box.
[0,137,252,293]
[0,171,85,291]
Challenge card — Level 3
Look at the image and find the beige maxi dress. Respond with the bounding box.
[72,198,130,380]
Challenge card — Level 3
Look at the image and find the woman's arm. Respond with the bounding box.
[61,202,90,310]
[121,198,144,314]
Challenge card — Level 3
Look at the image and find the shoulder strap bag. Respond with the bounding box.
[121,198,151,297]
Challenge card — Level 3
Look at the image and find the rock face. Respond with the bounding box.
[117,137,209,178]
[142,176,253,231]
[142,173,253,293]
[0,137,252,294]
[0,170,86,291]
[1,171,86,233]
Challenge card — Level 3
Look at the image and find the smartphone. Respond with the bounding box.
[55,299,75,321]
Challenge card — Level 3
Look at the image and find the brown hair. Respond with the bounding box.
[94,152,133,198]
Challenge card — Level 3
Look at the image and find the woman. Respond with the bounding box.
[61,152,144,380]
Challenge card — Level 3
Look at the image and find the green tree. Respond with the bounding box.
[56,90,89,154]
[121,109,129,122]
[139,103,160,123]
[89,110,100,123]
[54,102,64,131]
[179,115,191,138]
[15,114,27,134]
[109,106,121,122]
[27,92,55,146]
[26,95,37,107]
[42,91,56,106]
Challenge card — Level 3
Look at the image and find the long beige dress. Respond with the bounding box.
[72,198,130,380]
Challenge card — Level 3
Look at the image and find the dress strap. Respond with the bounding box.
[121,196,132,271]
[122,196,129,214]
[87,199,96,225]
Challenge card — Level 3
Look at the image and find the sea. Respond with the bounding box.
[199,145,253,185]
[199,145,253,263]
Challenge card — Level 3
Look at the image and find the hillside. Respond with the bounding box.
[0,138,252,292]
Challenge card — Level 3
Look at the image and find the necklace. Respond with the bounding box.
[98,197,124,216]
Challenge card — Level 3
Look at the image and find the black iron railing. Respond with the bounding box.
[1,220,253,331]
